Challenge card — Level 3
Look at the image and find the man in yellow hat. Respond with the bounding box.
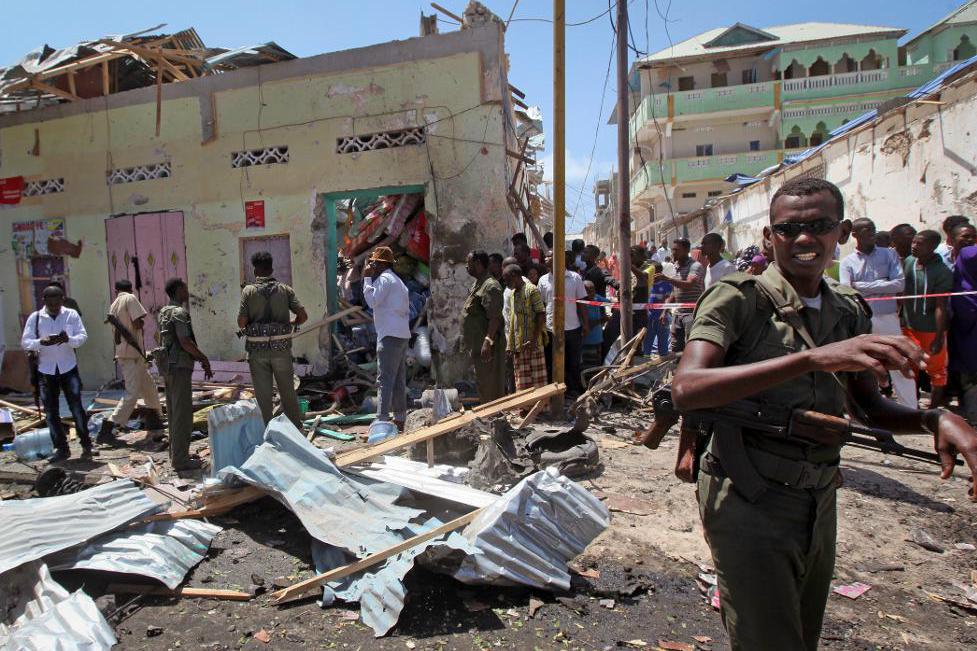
[363,246,411,430]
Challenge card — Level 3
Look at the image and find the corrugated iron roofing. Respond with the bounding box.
[217,416,424,557]
[453,468,610,591]
[0,479,161,575]
[0,561,117,650]
[47,520,221,589]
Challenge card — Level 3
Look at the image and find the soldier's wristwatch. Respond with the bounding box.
[921,408,948,436]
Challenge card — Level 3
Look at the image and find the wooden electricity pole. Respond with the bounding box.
[615,0,633,341]
[551,0,566,413]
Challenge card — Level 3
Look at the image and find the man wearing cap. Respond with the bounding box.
[364,246,411,430]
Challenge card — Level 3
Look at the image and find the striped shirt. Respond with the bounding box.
[672,259,705,314]
[506,282,547,352]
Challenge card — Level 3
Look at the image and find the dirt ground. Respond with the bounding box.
[3,402,977,650]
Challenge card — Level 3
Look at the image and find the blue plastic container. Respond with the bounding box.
[2,429,54,461]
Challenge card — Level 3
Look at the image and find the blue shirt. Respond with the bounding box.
[839,246,904,317]
[583,295,607,346]
[649,280,673,320]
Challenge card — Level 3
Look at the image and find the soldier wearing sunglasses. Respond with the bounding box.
[669,177,977,650]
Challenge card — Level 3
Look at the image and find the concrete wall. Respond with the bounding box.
[670,119,778,158]
[694,68,977,255]
[646,55,775,92]
[907,25,977,64]
[0,24,519,386]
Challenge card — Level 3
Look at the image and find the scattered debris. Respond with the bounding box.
[833,582,872,599]
[599,598,616,609]
[658,641,694,651]
[907,527,945,553]
[253,628,271,643]
[528,596,544,618]
[593,491,655,516]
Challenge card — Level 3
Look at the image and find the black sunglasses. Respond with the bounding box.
[770,219,840,238]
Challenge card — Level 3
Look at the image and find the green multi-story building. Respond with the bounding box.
[626,1,977,240]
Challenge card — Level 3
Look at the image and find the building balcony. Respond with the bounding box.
[629,62,944,138]
[630,149,782,204]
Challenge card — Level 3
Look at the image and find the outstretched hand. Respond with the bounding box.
[934,411,977,501]
[806,334,926,382]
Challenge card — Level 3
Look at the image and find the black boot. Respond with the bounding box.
[95,419,123,447]
[142,410,165,431]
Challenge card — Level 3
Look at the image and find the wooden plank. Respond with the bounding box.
[30,80,80,102]
[0,398,41,418]
[145,485,266,521]
[107,584,251,601]
[67,71,77,96]
[430,2,464,23]
[517,399,546,428]
[101,60,110,95]
[271,509,482,603]
[334,383,564,468]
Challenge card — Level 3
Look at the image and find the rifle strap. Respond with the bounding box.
[751,274,871,424]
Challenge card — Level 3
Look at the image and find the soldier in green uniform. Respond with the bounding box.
[462,250,506,403]
[158,278,213,472]
[238,251,308,429]
[671,177,977,650]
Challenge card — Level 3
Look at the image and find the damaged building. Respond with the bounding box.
[0,6,545,387]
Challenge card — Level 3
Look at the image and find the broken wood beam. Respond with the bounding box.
[517,399,546,428]
[0,398,42,418]
[108,584,252,602]
[271,508,482,603]
[334,383,564,468]
[430,2,464,23]
[145,485,266,522]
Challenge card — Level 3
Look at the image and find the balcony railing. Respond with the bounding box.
[630,150,782,202]
[629,61,949,131]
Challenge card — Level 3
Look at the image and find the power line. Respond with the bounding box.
[570,28,616,228]
[508,3,615,27]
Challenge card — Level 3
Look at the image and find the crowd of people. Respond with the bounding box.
[457,210,977,423]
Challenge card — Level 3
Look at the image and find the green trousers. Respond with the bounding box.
[163,367,193,468]
[697,469,837,651]
[472,344,506,404]
[249,351,302,429]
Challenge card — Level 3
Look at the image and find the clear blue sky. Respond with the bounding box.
[1,1,963,229]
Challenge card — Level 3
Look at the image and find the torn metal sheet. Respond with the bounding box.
[356,456,497,508]
[46,520,222,589]
[208,399,265,478]
[0,561,116,650]
[453,468,609,591]
[312,518,474,637]
[218,415,424,557]
[0,479,161,576]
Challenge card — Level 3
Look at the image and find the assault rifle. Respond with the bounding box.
[105,313,150,363]
[651,386,960,469]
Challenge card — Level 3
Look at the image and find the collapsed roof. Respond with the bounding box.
[0,24,295,113]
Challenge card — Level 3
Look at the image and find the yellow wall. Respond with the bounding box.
[0,29,517,385]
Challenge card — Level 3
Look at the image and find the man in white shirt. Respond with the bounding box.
[363,246,411,431]
[21,284,94,462]
[100,279,164,446]
[700,233,737,289]
[537,251,589,394]
[840,217,913,405]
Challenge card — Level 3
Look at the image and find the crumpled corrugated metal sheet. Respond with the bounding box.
[0,561,117,650]
[218,415,424,557]
[0,479,161,576]
[356,456,497,508]
[312,518,474,637]
[453,468,609,591]
[208,399,265,478]
[46,520,221,589]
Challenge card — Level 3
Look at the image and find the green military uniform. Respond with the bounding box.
[461,275,506,403]
[688,265,872,651]
[239,276,304,428]
[158,301,198,469]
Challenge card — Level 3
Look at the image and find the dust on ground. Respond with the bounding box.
[2,405,976,650]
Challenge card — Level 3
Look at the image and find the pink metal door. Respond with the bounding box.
[105,212,186,352]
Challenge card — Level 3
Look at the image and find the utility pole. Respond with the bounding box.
[552,0,566,413]
[615,0,633,342]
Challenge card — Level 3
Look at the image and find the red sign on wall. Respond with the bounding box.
[0,176,24,204]
[245,200,265,229]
